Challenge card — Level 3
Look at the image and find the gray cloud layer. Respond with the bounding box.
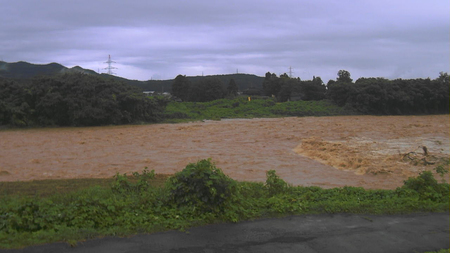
[1,0,448,81]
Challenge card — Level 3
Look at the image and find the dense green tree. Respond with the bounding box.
[337,70,353,83]
[262,72,294,101]
[227,78,239,97]
[437,71,449,84]
[429,74,449,113]
[278,82,293,102]
[0,79,31,126]
[313,76,324,86]
[279,75,301,102]
[300,76,326,101]
[0,73,168,127]
[351,78,388,114]
[327,73,449,115]
[171,75,190,101]
[262,72,281,97]
[188,77,225,102]
[326,81,354,107]
[263,72,327,102]
[280,73,290,79]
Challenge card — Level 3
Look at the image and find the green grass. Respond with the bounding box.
[0,161,448,249]
[0,175,170,198]
[162,97,357,122]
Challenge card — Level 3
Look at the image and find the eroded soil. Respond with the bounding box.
[0,115,448,189]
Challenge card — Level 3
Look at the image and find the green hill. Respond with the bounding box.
[0,61,264,92]
[0,61,98,79]
[0,61,66,79]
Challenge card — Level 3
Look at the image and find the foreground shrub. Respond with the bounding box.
[111,168,155,194]
[399,171,449,202]
[0,160,449,249]
[165,159,236,213]
[265,170,289,195]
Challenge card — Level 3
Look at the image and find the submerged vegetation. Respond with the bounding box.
[0,159,448,249]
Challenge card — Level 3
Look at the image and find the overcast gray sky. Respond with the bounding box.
[1,0,448,81]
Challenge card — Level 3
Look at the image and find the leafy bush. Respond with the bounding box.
[400,171,449,201]
[4,199,42,232]
[165,159,236,213]
[265,170,289,196]
[111,168,155,194]
[434,160,449,183]
[0,161,449,249]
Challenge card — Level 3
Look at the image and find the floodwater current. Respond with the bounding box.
[0,115,448,189]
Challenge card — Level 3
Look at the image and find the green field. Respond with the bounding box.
[162,97,357,122]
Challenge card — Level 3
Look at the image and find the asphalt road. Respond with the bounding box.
[3,213,449,253]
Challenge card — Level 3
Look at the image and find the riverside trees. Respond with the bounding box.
[0,73,168,127]
[171,76,226,102]
[262,72,326,102]
[326,71,449,115]
[260,69,448,115]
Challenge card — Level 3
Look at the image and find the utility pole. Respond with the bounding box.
[104,55,117,75]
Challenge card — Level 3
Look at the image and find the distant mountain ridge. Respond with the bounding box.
[0,61,264,91]
[0,61,99,79]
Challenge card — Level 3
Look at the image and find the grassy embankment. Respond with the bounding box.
[162,97,357,122]
[0,159,448,249]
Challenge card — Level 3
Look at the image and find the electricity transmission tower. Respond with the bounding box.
[104,55,117,75]
[288,66,294,78]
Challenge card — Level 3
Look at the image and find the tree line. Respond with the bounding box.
[0,73,168,127]
[171,70,448,115]
[171,75,238,102]
[258,70,449,115]
[262,72,326,102]
[2,70,447,128]
[326,70,449,115]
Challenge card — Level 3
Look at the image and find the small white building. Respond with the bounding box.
[143,91,155,96]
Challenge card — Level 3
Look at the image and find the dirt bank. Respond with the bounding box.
[0,115,448,189]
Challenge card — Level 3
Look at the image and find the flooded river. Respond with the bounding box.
[0,115,448,189]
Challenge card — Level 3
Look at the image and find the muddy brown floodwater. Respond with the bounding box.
[0,115,448,189]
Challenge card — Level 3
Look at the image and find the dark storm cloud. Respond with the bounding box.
[1,0,448,81]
